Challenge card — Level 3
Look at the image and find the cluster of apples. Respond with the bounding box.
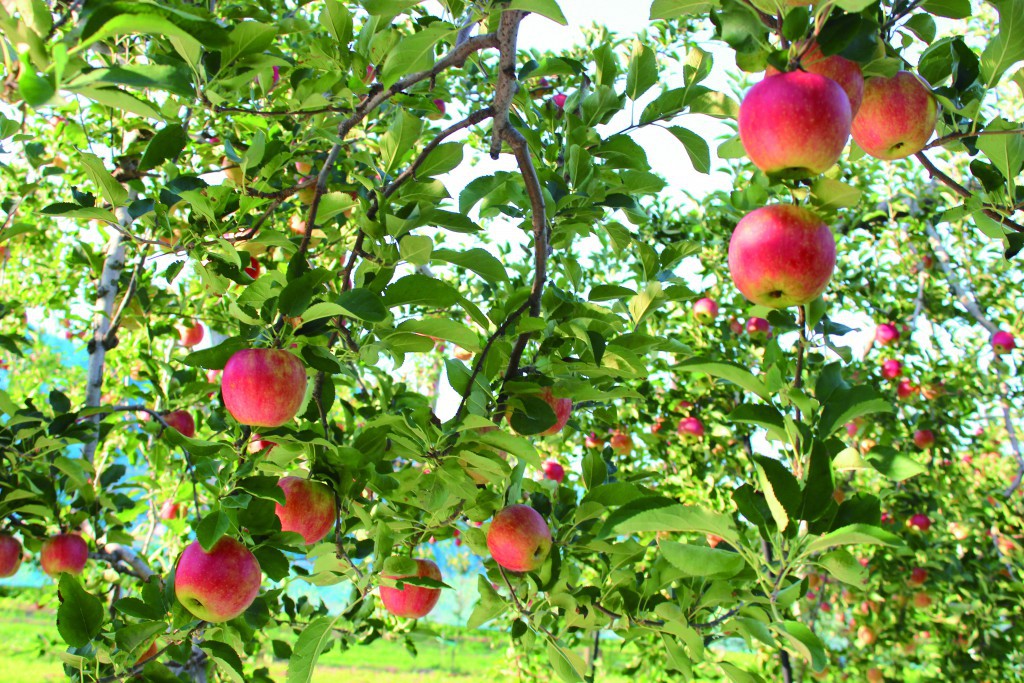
[732,43,937,310]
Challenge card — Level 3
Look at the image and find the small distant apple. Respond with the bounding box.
[275,476,337,545]
[295,161,313,176]
[746,317,770,339]
[486,505,552,573]
[222,349,308,428]
[912,429,934,449]
[677,416,705,439]
[845,421,859,437]
[426,99,446,120]
[40,533,89,577]
[896,379,918,401]
[875,323,899,346]
[243,255,260,279]
[912,591,932,608]
[907,567,927,588]
[221,157,243,185]
[247,435,277,455]
[866,668,883,683]
[881,359,902,380]
[380,558,443,618]
[158,500,181,521]
[852,71,937,160]
[909,513,931,532]
[992,330,1016,354]
[692,297,719,324]
[134,640,159,666]
[609,431,633,454]
[542,459,565,484]
[178,322,204,348]
[948,522,969,541]
[585,432,604,449]
[0,534,23,578]
[706,534,723,548]
[552,93,567,110]
[728,317,743,335]
[856,625,877,647]
[163,410,195,438]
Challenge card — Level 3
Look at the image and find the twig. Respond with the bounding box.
[105,246,149,347]
[915,152,1024,234]
[924,223,998,333]
[924,127,1024,151]
[213,103,351,117]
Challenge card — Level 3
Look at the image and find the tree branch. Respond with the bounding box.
[915,151,1024,234]
[105,246,149,347]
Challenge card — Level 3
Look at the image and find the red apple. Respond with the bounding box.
[275,476,337,545]
[542,459,565,484]
[728,205,836,308]
[766,42,865,115]
[538,388,572,436]
[426,99,446,120]
[845,421,859,437]
[881,359,902,379]
[174,537,262,623]
[852,71,937,160]
[706,534,723,548]
[222,349,308,427]
[380,558,442,618]
[913,429,934,449]
[739,70,852,178]
[992,330,1016,354]
[609,431,633,454]
[244,255,260,279]
[158,500,181,521]
[875,323,899,346]
[912,591,933,608]
[746,317,770,339]
[585,432,604,449]
[163,410,195,438]
[178,322,204,348]
[908,567,927,588]
[247,435,277,455]
[692,297,719,323]
[134,640,159,666]
[857,625,877,647]
[295,161,313,175]
[728,317,744,335]
[0,534,23,577]
[40,533,89,578]
[486,505,552,573]
[896,379,918,400]
[552,93,567,110]
[948,522,969,541]
[909,513,931,532]
[866,668,883,683]
[677,416,705,439]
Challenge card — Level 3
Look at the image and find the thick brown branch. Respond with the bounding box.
[453,300,530,424]
[915,151,1024,234]
[490,9,525,159]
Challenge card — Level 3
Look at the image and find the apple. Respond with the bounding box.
[766,42,865,115]
[856,625,877,647]
[909,513,931,532]
[178,322,204,348]
[875,323,899,346]
[912,591,933,608]
[158,500,181,521]
[222,349,308,427]
[363,64,376,84]
[221,157,243,185]
[609,431,633,454]
[247,435,277,455]
[542,459,565,484]
[163,410,195,438]
[948,522,969,541]
[912,429,934,449]
[585,432,604,449]
[845,421,859,437]
[0,534,23,578]
[174,537,262,623]
[807,573,823,591]
[275,476,337,545]
[992,330,1016,354]
[728,317,743,335]
[728,205,836,308]
[908,567,927,588]
[896,379,917,400]
[867,668,883,683]
[692,297,719,323]
[552,93,567,110]
[380,558,443,618]
[40,533,89,577]
[881,359,902,379]
[295,161,313,175]
[486,505,552,572]
[453,348,473,361]
[135,640,159,666]
[651,417,665,434]
[298,183,316,205]
[921,380,944,401]
[746,317,770,339]
[426,99,446,120]
[852,71,937,160]
[244,255,260,279]
[706,534,723,548]
[677,416,705,439]
[538,388,572,436]
[738,70,851,178]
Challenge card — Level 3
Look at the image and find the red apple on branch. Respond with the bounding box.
[163,410,195,438]
[766,42,865,115]
[542,459,565,484]
[585,432,604,449]
[40,533,89,577]
[0,534,23,578]
[913,429,934,449]
[739,70,852,178]
[677,416,705,439]
[243,255,260,279]
[692,297,719,324]
[992,330,1015,354]
[538,388,572,436]
[896,379,918,400]
[746,317,770,339]
[222,348,308,427]
[881,359,902,379]
[907,567,927,588]
[852,71,937,160]
[728,205,836,308]
[178,322,204,348]
[158,500,182,521]
[875,323,900,346]
[426,99,446,120]
[134,641,159,666]
[275,476,337,545]
[609,431,633,454]
[552,93,567,110]
[380,558,443,618]
[909,513,932,532]
[486,505,552,573]
[174,537,262,623]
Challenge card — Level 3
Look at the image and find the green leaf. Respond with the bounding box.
[727,404,787,442]
[816,386,892,438]
[650,0,720,19]
[772,621,827,673]
[582,449,606,490]
[923,0,972,18]
[660,542,745,578]
[676,357,770,401]
[395,318,480,352]
[416,142,464,177]
[811,178,863,210]
[114,620,166,654]
[336,289,388,322]
[666,127,711,174]
[431,248,508,284]
[546,639,586,682]
[139,124,187,171]
[383,274,460,308]
[80,4,231,50]
[980,0,1024,86]
[626,41,658,100]
[196,511,231,551]
[467,575,507,628]
[287,615,339,683]
[379,110,424,176]
[817,548,868,587]
[221,21,277,68]
[57,574,104,648]
[399,235,433,266]
[866,446,927,481]
[754,456,800,532]
[804,524,903,554]
[202,641,245,683]
[508,0,568,25]
[78,152,128,207]
[181,337,250,369]
[382,26,454,86]
[320,0,352,44]
[17,54,54,107]
[588,284,637,301]
[977,118,1024,184]
[719,661,766,683]
[599,497,740,545]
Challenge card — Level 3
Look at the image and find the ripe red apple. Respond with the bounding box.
[896,379,918,400]
[912,429,934,449]
[380,558,443,618]
[538,388,572,436]
[178,322,204,348]
[174,537,262,623]
[243,255,260,279]
[728,205,836,308]
[585,432,603,449]
[692,297,719,323]
[746,317,770,339]
[706,533,723,548]
[0,534,23,577]
[908,567,927,588]
[845,421,859,437]
[766,42,865,115]
[739,71,852,178]
[728,317,743,335]
[609,431,633,454]
[856,625,877,647]
[426,99,446,120]
[275,476,337,545]
[552,93,567,110]
[875,323,899,346]
[992,330,1016,354]
[881,359,902,379]
[852,71,937,160]
[486,505,552,572]
[912,591,933,608]
[542,459,565,484]
[135,640,159,666]
[158,500,182,521]
[222,349,307,427]
[163,410,195,438]
[677,416,705,439]
[40,533,89,578]
[909,513,931,532]
[295,161,313,175]
[247,435,277,455]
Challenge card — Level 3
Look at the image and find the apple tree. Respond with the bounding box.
[0,0,1022,681]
